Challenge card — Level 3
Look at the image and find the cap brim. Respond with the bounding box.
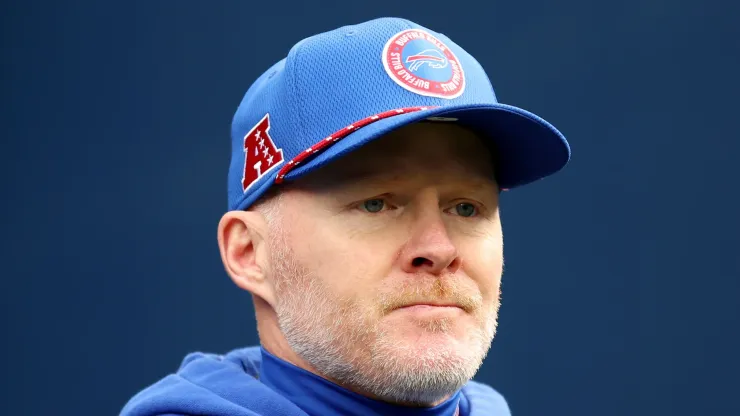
[283,103,571,190]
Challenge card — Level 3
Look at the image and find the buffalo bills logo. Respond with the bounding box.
[405,49,448,72]
[382,29,465,99]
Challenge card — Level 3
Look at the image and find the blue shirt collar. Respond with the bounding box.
[259,347,461,416]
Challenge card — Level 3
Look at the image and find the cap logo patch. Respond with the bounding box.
[241,114,284,192]
[382,29,465,99]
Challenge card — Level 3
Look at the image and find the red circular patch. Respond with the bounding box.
[382,29,465,99]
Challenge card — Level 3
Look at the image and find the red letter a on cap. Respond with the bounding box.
[242,114,284,192]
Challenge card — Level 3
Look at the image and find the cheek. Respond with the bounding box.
[285,214,401,301]
[458,233,503,299]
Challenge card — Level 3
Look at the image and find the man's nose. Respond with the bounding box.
[399,208,461,276]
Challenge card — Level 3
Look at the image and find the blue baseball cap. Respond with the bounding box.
[228,17,570,211]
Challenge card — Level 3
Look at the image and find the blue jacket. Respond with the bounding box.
[121,346,511,416]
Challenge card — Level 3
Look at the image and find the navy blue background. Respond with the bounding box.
[3,1,739,415]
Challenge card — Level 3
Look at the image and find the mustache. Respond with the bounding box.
[378,278,483,314]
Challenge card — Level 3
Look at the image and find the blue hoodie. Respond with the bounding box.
[120,346,511,416]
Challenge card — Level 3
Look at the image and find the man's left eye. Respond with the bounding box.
[453,202,477,217]
[360,199,387,213]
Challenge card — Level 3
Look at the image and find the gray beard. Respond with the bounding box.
[275,274,498,406]
[267,222,498,406]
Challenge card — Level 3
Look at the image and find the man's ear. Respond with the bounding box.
[217,210,276,308]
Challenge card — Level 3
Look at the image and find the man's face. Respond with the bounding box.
[264,122,503,406]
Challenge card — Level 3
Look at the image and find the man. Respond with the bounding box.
[121,17,570,416]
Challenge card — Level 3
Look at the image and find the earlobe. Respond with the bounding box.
[217,211,276,308]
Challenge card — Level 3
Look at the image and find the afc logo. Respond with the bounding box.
[241,114,284,192]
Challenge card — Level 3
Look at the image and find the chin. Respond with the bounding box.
[362,335,480,406]
[404,337,469,362]
[375,325,473,368]
[369,313,492,378]
[384,309,473,343]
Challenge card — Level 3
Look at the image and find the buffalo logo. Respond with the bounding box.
[405,49,448,72]
[382,29,465,99]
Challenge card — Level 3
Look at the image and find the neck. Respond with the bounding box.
[253,294,320,374]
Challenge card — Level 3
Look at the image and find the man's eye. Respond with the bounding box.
[360,199,387,213]
[453,202,477,217]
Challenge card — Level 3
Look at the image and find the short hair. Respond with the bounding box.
[248,185,285,228]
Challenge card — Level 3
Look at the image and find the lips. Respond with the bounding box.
[391,303,466,320]
[393,302,465,313]
[399,302,460,309]
[398,304,462,312]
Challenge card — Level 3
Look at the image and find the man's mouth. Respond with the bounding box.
[392,302,465,315]
[399,302,460,308]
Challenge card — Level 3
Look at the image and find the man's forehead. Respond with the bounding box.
[297,122,498,190]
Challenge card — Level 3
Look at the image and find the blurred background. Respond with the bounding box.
[3,0,739,415]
